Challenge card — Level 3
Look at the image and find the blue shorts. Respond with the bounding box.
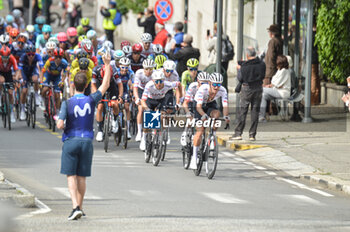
[21,69,39,88]
[43,73,61,93]
[60,137,93,177]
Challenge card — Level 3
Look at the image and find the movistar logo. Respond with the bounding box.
[74,103,91,118]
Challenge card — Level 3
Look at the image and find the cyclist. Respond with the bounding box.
[140,33,154,57]
[181,58,200,97]
[41,48,68,118]
[18,44,44,120]
[86,30,99,55]
[12,9,25,32]
[111,49,125,69]
[26,25,36,45]
[9,28,20,44]
[97,40,114,66]
[0,34,11,50]
[5,15,17,30]
[120,40,131,50]
[122,45,132,57]
[66,27,79,49]
[127,43,146,73]
[41,41,57,64]
[147,44,168,61]
[12,33,28,63]
[92,63,123,142]
[0,46,20,123]
[70,56,93,96]
[79,18,93,35]
[181,71,210,146]
[81,39,98,66]
[133,58,155,141]
[34,16,46,35]
[139,71,180,151]
[189,73,230,169]
[154,54,167,70]
[35,24,52,53]
[0,17,7,35]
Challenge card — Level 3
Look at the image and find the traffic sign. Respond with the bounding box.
[154,0,173,22]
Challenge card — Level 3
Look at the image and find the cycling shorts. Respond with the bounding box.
[137,88,144,99]
[193,100,218,120]
[0,71,13,83]
[21,68,39,88]
[146,98,167,112]
[43,72,61,93]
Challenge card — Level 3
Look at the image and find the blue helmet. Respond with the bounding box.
[26,44,36,53]
[42,24,52,33]
[6,15,14,23]
[86,30,97,39]
[35,16,46,24]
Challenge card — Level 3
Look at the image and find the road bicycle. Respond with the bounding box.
[14,80,21,120]
[193,118,229,179]
[130,96,138,135]
[114,102,128,149]
[182,127,194,169]
[26,81,36,129]
[0,82,12,130]
[43,84,56,132]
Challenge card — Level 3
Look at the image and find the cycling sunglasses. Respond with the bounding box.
[120,66,128,70]
[189,68,198,71]
[18,41,24,45]
[133,52,141,55]
[2,55,9,59]
[43,32,50,36]
[59,41,67,44]
[212,83,221,87]
[165,69,173,73]
[27,53,35,57]
[154,80,163,84]
[11,36,17,40]
[144,68,153,71]
[55,56,63,59]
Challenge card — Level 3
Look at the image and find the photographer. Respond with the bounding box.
[137,6,157,39]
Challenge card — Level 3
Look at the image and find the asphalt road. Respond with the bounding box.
[0,109,350,232]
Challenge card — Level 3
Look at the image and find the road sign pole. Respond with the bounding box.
[184,0,189,33]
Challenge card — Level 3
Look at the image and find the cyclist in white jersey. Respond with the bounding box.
[140,33,154,57]
[139,70,180,151]
[189,73,230,169]
[134,59,156,141]
[181,72,210,146]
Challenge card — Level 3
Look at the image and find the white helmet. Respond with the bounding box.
[0,34,10,44]
[26,25,35,33]
[103,40,114,49]
[12,9,22,19]
[209,72,223,83]
[152,44,163,55]
[141,33,152,43]
[48,37,59,46]
[19,32,29,40]
[197,72,210,82]
[163,60,176,71]
[142,59,155,69]
[113,49,125,61]
[45,41,57,50]
[152,71,165,80]
[119,57,131,66]
[122,45,132,55]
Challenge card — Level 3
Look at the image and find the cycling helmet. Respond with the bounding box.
[0,46,11,56]
[163,59,176,71]
[119,57,131,66]
[153,44,163,55]
[42,24,52,33]
[103,40,114,50]
[120,40,131,49]
[142,59,155,69]
[5,25,12,34]
[0,34,10,44]
[17,34,27,43]
[57,32,67,42]
[67,27,77,37]
[45,41,57,50]
[86,30,97,40]
[26,44,36,53]
[78,35,87,42]
[48,37,59,45]
[154,55,167,69]
[81,17,90,26]
[12,9,22,19]
[6,15,14,24]
[26,25,35,34]
[76,50,88,60]
[197,72,210,82]
[122,45,132,55]
[0,17,5,26]
[82,40,93,53]
[9,28,19,38]
[77,25,84,35]
[78,58,90,70]
[113,49,125,60]
[141,33,152,43]
[54,48,64,57]
[35,16,46,24]
[186,58,199,68]
[132,43,142,53]
[209,72,223,83]
[152,71,165,80]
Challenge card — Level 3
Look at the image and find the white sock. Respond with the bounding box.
[127,120,130,130]
[192,146,199,161]
[138,124,142,134]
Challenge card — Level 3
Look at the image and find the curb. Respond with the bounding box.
[217,136,266,151]
[300,175,350,196]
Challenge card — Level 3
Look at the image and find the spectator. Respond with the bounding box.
[230,47,265,141]
[259,55,291,122]
[168,34,200,76]
[137,6,157,39]
[311,21,320,105]
[264,24,283,85]
[165,21,184,54]
[67,0,83,27]
[153,19,168,49]
[100,1,118,47]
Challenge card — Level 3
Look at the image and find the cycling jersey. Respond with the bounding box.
[181,70,200,90]
[141,43,154,57]
[11,42,27,63]
[134,69,152,90]
[127,54,146,73]
[70,58,95,75]
[70,67,93,84]
[0,55,18,73]
[184,82,200,102]
[194,84,228,107]
[161,69,180,83]
[116,67,134,94]
[35,34,49,50]
[142,81,179,100]
[42,57,68,76]
[19,53,43,87]
[34,24,43,34]
[92,65,121,99]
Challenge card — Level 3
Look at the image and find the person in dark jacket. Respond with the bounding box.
[137,6,157,39]
[168,34,200,76]
[230,47,266,141]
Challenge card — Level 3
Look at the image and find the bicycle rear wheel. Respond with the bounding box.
[194,135,205,176]
[26,96,31,127]
[160,129,167,161]
[152,132,161,166]
[122,109,128,149]
[5,92,11,131]
[15,88,20,120]
[144,133,152,163]
[205,135,219,179]
[50,96,56,132]
[1,95,6,129]
[31,93,36,129]
[104,110,111,152]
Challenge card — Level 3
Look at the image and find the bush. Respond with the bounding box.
[315,0,350,85]
[116,0,148,15]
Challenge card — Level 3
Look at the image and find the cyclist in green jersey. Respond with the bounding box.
[181,58,199,97]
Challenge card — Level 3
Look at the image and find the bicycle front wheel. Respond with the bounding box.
[31,93,36,129]
[122,109,128,149]
[194,135,205,176]
[160,129,167,161]
[144,133,152,163]
[104,110,111,152]
[5,92,11,131]
[1,95,7,129]
[26,96,31,127]
[205,135,219,179]
[152,132,161,166]
[50,96,56,132]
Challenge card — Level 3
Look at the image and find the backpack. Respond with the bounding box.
[221,35,235,62]
[113,10,122,26]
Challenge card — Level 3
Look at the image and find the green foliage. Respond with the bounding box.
[116,0,148,15]
[315,0,350,85]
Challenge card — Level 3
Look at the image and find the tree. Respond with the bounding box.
[116,0,148,16]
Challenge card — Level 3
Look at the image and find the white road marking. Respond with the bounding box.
[234,157,246,162]
[265,171,277,176]
[276,177,334,197]
[253,165,266,170]
[201,193,249,204]
[54,187,102,200]
[220,152,235,157]
[279,194,324,206]
[243,161,254,165]
[129,190,160,197]
[15,198,52,220]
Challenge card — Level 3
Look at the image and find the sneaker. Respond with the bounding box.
[11,111,16,123]
[167,133,171,145]
[139,136,146,151]
[112,120,119,133]
[20,109,26,121]
[259,117,267,123]
[135,132,142,142]
[249,137,256,141]
[189,157,197,170]
[96,131,103,142]
[230,134,242,140]
[67,206,83,221]
[180,131,187,146]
